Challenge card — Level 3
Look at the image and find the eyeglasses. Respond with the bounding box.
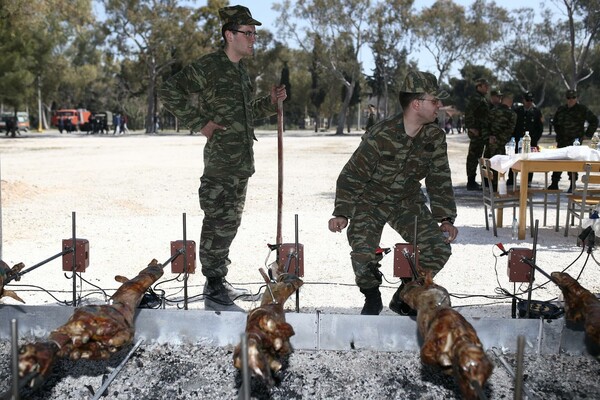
[231,29,258,38]
[418,97,441,105]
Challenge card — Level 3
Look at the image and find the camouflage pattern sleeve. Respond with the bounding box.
[332,131,379,218]
[332,118,456,222]
[158,60,211,132]
[423,126,457,222]
[464,92,489,134]
[489,106,517,154]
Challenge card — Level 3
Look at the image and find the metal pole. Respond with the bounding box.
[515,335,525,400]
[239,333,250,400]
[276,99,284,246]
[183,213,188,310]
[91,339,144,400]
[72,211,77,307]
[11,319,20,400]
[1,156,3,260]
[294,214,300,313]
[37,76,43,132]
[525,220,539,318]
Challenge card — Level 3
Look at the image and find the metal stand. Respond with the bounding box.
[71,211,77,307]
[238,333,250,400]
[11,319,20,400]
[183,213,188,310]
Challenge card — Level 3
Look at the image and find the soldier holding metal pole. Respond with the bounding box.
[159,5,286,312]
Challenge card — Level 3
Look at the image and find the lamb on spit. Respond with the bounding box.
[551,271,600,346]
[18,258,164,389]
[0,260,25,303]
[400,272,494,400]
[233,272,304,387]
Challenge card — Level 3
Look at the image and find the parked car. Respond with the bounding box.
[82,111,113,134]
[0,111,29,133]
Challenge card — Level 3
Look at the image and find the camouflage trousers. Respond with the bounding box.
[198,175,249,278]
[347,199,452,290]
[466,136,485,177]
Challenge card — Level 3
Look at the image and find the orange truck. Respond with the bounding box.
[51,109,91,133]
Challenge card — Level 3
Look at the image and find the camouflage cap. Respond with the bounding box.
[490,87,502,96]
[218,5,262,26]
[475,78,490,86]
[400,70,449,99]
[566,89,578,98]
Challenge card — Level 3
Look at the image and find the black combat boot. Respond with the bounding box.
[547,181,559,190]
[359,286,383,315]
[389,284,417,316]
[466,176,481,191]
[204,277,244,312]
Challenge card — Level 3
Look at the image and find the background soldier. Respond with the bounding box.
[328,70,458,316]
[486,91,517,189]
[513,91,544,185]
[464,78,490,190]
[490,88,502,108]
[548,89,599,192]
[159,5,286,312]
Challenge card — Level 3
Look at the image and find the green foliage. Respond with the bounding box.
[1,0,598,131]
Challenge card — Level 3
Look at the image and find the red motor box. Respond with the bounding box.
[507,248,534,282]
[278,243,304,277]
[171,240,196,274]
[62,239,89,272]
[394,243,419,278]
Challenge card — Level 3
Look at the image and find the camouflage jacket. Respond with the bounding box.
[488,104,517,156]
[464,91,490,137]
[332,115,457,222]
[158,49,277,178]
[553,103,599,147]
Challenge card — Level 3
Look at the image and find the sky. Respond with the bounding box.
[229,0,563,78]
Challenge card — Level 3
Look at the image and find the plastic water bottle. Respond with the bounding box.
[505,137,516,156]
[522,131,531,154]
[498,174,507,195]
[517,137,523,154]
[512,218,518,239]
[591,132,599,149]
[573,138,581,146]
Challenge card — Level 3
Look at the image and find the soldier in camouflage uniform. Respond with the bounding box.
[486,92,517,188]
[487,91,516,158]
[464,78,491,190]
[514,91,544,185]
[548,89,599,192]
[328,70,458,316]
[159,5,287,312]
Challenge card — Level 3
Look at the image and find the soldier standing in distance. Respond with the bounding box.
[159,5,287,312]
[328,70,458,316]
[486,91,517,189]
[548,89,599,192]
[464,78,491,190]
[513,91,544,185]
[489,88,502,109]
